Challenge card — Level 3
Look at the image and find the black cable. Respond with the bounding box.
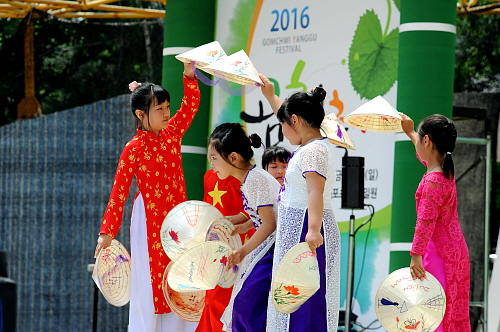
[345,204,375,329]
[456,155,485,183]
[354,318,381,331]
[353,204,375,303]
[354,204,374,235]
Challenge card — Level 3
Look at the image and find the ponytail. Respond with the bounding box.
[277,84,326,128]
[417,114,457,179]
[249,133,262,149]
[442,152,455,179]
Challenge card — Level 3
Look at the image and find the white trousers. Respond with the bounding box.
[128,194,198,332]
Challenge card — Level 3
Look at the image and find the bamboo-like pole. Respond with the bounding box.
[56,11,163,18]
[49,4,165,14]
[17,0,81,7]
[458,3,500,15]
[73,4,165,14]
[0,1,29,8]
[162,0,214,200]
[7,0,166,121]
[46,7,80,15]
[86,0,122,5]
[390,0,457,273]
[0,5,27,11]
[0,0,167,16]
[17,18,42,118]
[0,13,26,18]
[87,0,166,5]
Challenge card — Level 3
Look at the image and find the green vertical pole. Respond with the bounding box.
[162,1,215,200]
[390,1,456,272]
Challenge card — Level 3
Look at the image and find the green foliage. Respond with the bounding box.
[348,10,399,100]
[0,17,164,126]
[455,14,500,92]
[2,4,499,126]
[0,18,21,48]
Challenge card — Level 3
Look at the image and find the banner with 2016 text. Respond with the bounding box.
[210,0,400,328]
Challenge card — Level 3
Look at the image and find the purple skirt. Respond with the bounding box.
[232,245,275,332]
[289,213,327,332]
[232,212,328,332]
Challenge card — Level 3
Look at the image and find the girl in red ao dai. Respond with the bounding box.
[95,63,200,332]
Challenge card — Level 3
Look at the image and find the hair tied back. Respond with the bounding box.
[312,84,326,104]
[129,81,141,92]
[248,133,262,149]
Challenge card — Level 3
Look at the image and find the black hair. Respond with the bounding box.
[417,114,457,179]
[261,145,292,169]
[130,83,170,129]
[209,123,262,166]
[276,85,326,128]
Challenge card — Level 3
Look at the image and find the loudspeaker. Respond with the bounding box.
[0,251,8,278]
[341,156,365,209]
[0,277,17,332]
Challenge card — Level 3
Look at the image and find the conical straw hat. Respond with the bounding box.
[272,242,320,314]
[162,262,205,322]
[205,218,243,288]
[93,239,131,307]
[375,267,446,332]
[161,200,223,261]
[175,41,227,69]
[344,96,403,133]
[320,112,356,150]
[167,241,233,292]
[199,50,264,86]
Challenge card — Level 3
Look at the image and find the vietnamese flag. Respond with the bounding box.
[204,169,245,215]
[203,169,255,242]
[197,169,255,332]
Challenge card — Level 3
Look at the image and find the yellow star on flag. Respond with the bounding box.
[208,181,227,208]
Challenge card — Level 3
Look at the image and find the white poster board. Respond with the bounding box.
[211,0,400,328]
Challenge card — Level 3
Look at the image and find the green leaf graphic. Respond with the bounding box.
[393,0,401,12]
[348,10,399,99]
[226,0,258,54]
[218,0,257,126]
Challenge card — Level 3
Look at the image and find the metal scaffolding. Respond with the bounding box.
[0,0,165,118]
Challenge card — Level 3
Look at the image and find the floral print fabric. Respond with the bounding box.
[99,76,200,314]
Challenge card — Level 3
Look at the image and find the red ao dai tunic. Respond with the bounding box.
[100,77,200,314]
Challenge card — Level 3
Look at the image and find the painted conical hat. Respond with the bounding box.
[161,200,223,261]
[162,261,206,322]
[375,267,446,332]
[272,242,320,314]
[205,218,243,288]
[199,50,263,86]
[344,96,403,133]
[167,241,233,292]
[320,112,356,150]
[92,239,131,307]
[175,41,227,69]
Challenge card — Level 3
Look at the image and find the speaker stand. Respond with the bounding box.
[344,212,356,332]
[341,204,375,331]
